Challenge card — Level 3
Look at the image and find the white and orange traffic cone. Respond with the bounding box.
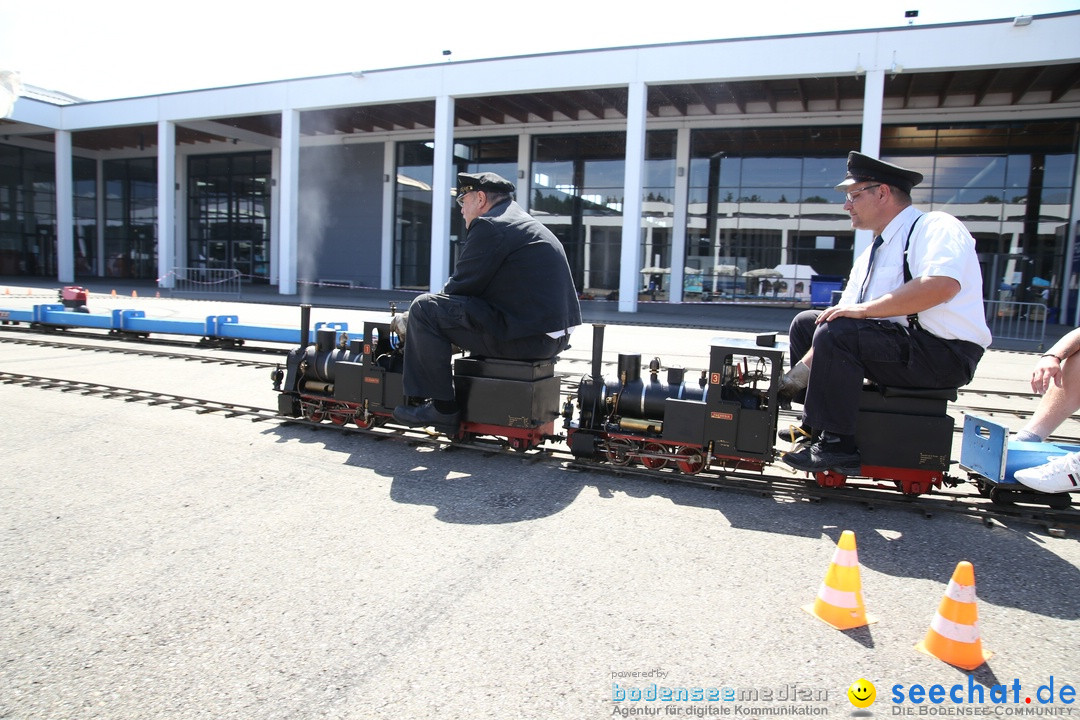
[803,530,876,630]
[916,561,991,670]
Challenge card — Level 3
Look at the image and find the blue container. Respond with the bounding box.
[810,275,844,307]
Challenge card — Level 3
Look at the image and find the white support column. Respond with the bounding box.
[156,121,176,288]
[54,130,74,283]
[381,139,395,289]
[516,134,531,213]
[278,109,300,295]
[855,69,886,257]
[155,120,176,287]
[669,126,690,303]
[430,94,455,292]
[618,80,647,313]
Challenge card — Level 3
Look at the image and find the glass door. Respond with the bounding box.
[187,152,271,282]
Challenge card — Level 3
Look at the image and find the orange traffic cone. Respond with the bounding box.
[916,561,991,670]
[110,289,117,297]
[803,530,876,630]
[131,290,138,298]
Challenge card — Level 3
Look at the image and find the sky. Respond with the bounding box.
[1,0,1078,102]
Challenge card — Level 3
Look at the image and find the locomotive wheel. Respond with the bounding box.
[640,442,669,470]
[329,412,350,426]
[674,447,705,475]
[303,406,326,423]
[605,438,635,466]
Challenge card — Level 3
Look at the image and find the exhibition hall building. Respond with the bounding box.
[1,10,1079,316]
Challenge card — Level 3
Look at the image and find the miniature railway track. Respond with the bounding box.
[5,331,1077,440]
[4,368,1077,534]
[0,334,279,369]
[0,371,280,421]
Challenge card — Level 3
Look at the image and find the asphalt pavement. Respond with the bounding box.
[0,280,1077,720]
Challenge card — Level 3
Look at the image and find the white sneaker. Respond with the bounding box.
[1013,451,1080,494]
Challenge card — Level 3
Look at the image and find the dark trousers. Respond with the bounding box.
[788,310,983,436]
[403,293,570,401]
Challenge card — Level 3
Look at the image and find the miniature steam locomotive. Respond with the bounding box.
[272,304,975,499]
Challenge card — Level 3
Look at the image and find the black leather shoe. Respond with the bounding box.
[781,434,861,476]
[392,401,461,435]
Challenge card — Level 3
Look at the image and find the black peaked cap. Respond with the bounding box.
[835,151,923,194]
[457,171,515,195]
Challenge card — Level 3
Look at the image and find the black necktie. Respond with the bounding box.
[858,235,884,303]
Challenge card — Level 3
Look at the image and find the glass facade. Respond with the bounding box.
[394,137,517,289]
[187,152,272,282]
[0,116,1076,316]
[687,121,1078,304]
[884,123,1078,308]
[0,145,57,276]
[532,131,677,298]
[690,127,860,302]
[104,157,157,279]
[73,157,97,277]
[0,145,97,277]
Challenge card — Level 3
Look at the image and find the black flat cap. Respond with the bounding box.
[457,171,515,195]
[835,152,923,194]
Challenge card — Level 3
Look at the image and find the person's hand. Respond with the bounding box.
[815,303,871,324]
[389,311,408,340]
[1031,354,1064,394]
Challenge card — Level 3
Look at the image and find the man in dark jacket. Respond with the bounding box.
[392,171,581,434]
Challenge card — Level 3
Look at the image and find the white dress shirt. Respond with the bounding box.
[836,205,993,348]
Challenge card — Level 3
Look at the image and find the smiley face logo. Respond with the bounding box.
[847,678,876,708]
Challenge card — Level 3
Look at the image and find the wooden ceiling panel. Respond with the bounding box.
[10,63,1076,152]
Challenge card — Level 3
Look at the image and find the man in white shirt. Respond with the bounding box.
[780,152,992,475]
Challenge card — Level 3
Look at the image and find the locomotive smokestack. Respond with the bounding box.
[591,324,606,380]
[300,304,312,351]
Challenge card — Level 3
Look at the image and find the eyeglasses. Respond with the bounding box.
[844,184,882,203]
[455,188,476,207]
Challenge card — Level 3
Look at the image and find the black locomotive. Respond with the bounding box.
[272,305,560,450]
[272,304,974,498]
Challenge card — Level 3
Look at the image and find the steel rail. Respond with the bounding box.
[3,369,1076,535]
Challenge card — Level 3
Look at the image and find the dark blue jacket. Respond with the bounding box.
[443,199,581,340]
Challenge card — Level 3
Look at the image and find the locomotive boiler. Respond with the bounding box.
[566,324,784,474]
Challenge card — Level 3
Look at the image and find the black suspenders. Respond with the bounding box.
[902,214,924,331]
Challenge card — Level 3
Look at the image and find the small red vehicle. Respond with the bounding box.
[59,286,90,312]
